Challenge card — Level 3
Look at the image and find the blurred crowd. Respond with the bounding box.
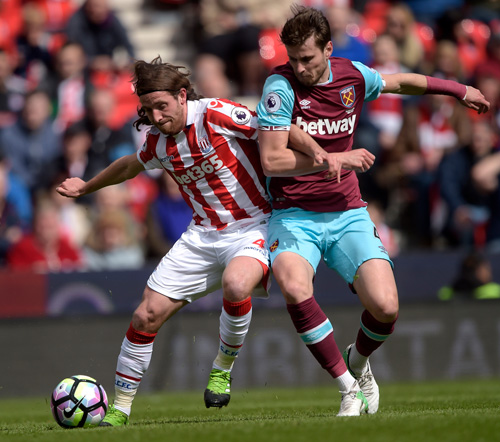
[1,0,500,274]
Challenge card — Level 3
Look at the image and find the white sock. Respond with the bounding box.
[336,370,358,393]
[114,337,154,415]
[348,344,369,376]
[213,306,252,371]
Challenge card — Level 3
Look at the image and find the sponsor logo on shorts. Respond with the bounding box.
[270,239,279,252]
[244,246,269,257]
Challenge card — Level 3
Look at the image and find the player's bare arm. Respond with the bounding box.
[260,126,375,180]
[381,73,490,114]
[259,128,318,177]
[56,154,144,198]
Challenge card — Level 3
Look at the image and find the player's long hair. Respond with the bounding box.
[280,5,331,50]
[132,56,203,130]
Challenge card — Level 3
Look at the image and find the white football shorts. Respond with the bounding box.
[147,219,270,303]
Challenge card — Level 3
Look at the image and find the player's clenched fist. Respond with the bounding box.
[56,177,86,198]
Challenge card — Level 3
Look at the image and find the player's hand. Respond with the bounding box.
[461,86,490,114]
[56,177,86,198]
[325,149,375,182]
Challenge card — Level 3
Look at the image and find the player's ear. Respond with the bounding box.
[178,88,187,105]
[324,41,333,58]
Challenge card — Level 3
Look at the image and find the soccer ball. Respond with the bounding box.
[50,375,108,428]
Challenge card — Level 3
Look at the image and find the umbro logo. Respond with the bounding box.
[299,99,311,109]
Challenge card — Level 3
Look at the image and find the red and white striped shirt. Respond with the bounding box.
[137,98,271,231]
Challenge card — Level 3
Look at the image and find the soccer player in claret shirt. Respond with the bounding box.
[256,6,490,417]
[57,57,319,426]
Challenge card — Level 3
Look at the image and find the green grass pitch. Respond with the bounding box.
[1,379,499,442]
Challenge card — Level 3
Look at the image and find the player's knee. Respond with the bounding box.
[132,305,161,332]
[222,276,254,302]
[278,278,312,304]
[372,300,399,323]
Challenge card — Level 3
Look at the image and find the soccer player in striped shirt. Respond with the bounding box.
[257,6,490,417]
[56,57,319,425]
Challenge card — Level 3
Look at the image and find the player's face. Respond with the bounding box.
[286,36,333,86]
[140,90,187,135]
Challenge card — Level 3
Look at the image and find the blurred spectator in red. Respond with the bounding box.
[0,48,27,128]
[0,89,62,194]
[83,207,144,270]
[89,61,139,131]
[47,179,91,248]
[6,196,83,272]
[145,172,192,258]
[367,34,407,151]
[65,0,135,71]
[0,0,23,57]
[42,42,91,132]
[453,17,490,80]
[14,2,56,89]
[32,0,76,35]
[438,121,500,251]
[476,32,500,77]
[384,2,424,71]
[355,33,406,204]
[326,3,372,65]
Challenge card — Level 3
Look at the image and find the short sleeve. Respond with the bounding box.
[256,74,295,128]
[352,61,384,102]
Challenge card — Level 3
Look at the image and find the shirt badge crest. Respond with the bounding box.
[340,86,355,108]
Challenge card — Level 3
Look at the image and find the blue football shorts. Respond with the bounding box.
[268,206,393,284]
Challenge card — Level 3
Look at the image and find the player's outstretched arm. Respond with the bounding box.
[381,73,490,114]
[56,154,144,198]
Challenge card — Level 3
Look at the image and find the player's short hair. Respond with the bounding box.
[280,5,331,50]
[133,56,203,130]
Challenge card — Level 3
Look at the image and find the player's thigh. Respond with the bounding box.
[268,209,322,303]
[221,256,265,302]
[219,221,270,301]
[272,251,316,304]
[132,285,188,333]
[323,207,393,284]
[354,259,399,322]
[147,231,223,303]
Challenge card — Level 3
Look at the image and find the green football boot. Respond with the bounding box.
[99,404,129,427]
[204,369,232,408]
